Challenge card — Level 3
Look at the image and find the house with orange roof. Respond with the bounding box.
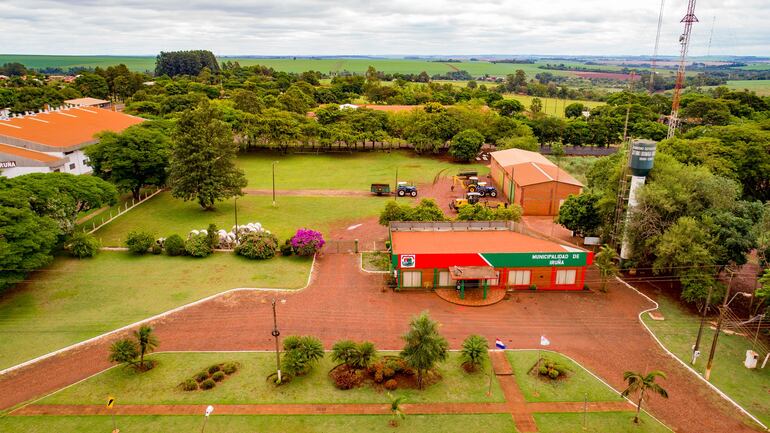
[0,106,144,178]
[389,221,592,295]
[489,148,583,216]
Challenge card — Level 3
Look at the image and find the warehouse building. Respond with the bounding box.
[390,221,592,297]
[0,106,143,178]
[489,148,583,216]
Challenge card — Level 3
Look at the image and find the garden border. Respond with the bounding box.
[616,276,769,431]
[358,251,391,274]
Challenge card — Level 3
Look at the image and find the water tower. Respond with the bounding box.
[620,139,657,260]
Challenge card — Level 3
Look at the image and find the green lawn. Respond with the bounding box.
[643,295,770,426]
[236,151,489,191]
[0,414,517,433]
[362,252,390,272]
[535,412,671,433]
[547,156,600,185]
[92,192,387,247]
[0,252,311,371]
[503,94,604,117]
[506,351,623,403]
[40,352,504,405]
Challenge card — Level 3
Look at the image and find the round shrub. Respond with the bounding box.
[235,232,279,260]
[290,228,325,256]
[64,232,101,258]
[384,379,398,390]
[185,233,213,258]
[222,362,239,375]
[208,364,221,374]
[211,371,226,382]
[164,234,186,256]
[125,230,155,255]
[332,369,363,390]
[181,378,198,391]
[200,379,216,390]
[195,371,209,382]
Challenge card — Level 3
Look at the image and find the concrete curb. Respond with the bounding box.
[358,252,390,274]
[615,276,769,431]
[0,255,317,377]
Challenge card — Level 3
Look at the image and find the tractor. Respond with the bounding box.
[396,181,418,197]
[449,192,508,211]
[474,181,498,197]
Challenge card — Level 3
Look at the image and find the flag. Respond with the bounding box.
[495,338,507,349]
[540,335,550,347]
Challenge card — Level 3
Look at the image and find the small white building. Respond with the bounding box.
[63,97,111,109]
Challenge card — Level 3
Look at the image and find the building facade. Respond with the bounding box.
[389,222,592,292]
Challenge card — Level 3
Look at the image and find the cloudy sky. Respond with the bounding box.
[1,0,767,57]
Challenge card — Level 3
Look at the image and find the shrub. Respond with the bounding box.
[200,379,216,390]
[460,335,488,372]
[222,362,239,374]
[235,232,279,260]
[125,230,155,254]
[332,369,363,390]
[207,223,219,249]
[384,379,398,390]
[181,378,198,391]
[195,371,209,382]
[64,232,101,258]
[279,240,293,256]
[211,371,226,382]
[185,233,213,258]
[150,242,162,255]
[164,234,186,256]
[208,364,221,374]
[290,228,325,256]
[537,358,570,380]
[281,335,325,377]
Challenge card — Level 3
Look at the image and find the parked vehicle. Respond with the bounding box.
[396,181,418,197]
[370,183,391,196]
[474,182,498,197]
[449,192,507,211]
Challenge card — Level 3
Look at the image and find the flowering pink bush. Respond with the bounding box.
[290,229,325,256]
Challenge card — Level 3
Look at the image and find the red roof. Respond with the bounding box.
[491,148,583,187]
[0,143,62,163]
[391,230,575,255]
[0,107,143,149]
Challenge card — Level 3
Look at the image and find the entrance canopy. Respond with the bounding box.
[448,266,497,280]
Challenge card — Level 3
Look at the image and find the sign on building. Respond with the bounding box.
[0,161,17,169]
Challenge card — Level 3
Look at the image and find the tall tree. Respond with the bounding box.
[400,311,449,389]
[168,102,247,210]
[449,129,484,162]
[87,126,171,200]
[133,325,159,370]
[74,73,109,99]
[595,244,619,293]
[621,370,669,424]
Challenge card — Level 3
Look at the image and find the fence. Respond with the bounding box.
[323,240,360,254]
[85,187,164,234]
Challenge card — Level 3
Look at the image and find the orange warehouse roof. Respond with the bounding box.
[391,230,576,255]
[0,143,62,163]
[0,107,143,148]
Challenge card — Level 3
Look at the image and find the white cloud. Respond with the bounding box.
[0,0,767,56]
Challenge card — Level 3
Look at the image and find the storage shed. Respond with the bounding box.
[489,148,583,216]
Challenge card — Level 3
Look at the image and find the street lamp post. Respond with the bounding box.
[200,405,214,433]
[234,196,239,243]
[272,161,278,207]
[271,299,282,383]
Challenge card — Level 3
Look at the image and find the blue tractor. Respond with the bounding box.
[396,181,418,197]
[474,181,498,197]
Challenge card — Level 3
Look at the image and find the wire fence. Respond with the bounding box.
[85,187,163,235]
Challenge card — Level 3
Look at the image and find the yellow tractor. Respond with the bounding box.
[449,192,508,212]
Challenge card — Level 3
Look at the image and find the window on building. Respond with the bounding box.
[508,270,531,286]
[401,271,422,288]
[486,271,500,286]
[69,163,76,170]
[437,271,452,287]
[556,269,577,285]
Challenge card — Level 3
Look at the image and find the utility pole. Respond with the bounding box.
[271,299,282,383]
[234,196,239,242]
[704,268,734,381]
[691,284,713,364]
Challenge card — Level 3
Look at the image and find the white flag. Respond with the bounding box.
[540,335,550,347]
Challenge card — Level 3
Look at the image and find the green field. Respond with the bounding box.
[38,352,504,405]
[237,151,489,191]
[0,252,311,371]
[91,193,387,247]
[723,80,770,96]
[504,94,604,117]
[643,295,770,427]
[506,351,623,403]
[534,412,671,433]
[548,156,600,185]
[0,415,517,433]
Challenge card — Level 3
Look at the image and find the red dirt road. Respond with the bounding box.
[0,252,762,433]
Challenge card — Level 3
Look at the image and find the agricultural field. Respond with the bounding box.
[503,94,604,117]
[0,54,157,72]
[0,252,312,371]
[236,151,489,191]
[643,295,770,426]
[722,80,770,96]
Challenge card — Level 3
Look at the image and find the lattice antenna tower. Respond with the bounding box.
[648,0,666,93]
[667,0,699,139]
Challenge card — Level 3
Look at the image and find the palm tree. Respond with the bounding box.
[400,311,449,389]
[595,244,619,292]
[353,341,377,370]
[460,335,488,372]
[331,340,358,368]
[108,339,139,368]
[133,325,159,370]
[387,392,406,427]
[621,370,669,424]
